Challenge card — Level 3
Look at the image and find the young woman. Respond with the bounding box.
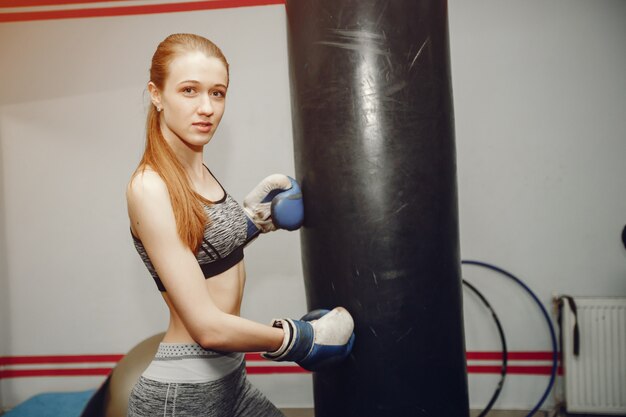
[126,34,353,417]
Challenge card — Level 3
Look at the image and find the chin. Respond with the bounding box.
[200,134,215,146]
[186,134,214,148]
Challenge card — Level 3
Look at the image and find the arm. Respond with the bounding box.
[126,171,283,352]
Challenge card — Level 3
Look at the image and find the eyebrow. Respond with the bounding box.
[177,80,228,88]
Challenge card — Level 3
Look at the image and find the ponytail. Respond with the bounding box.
[136,106,209,251]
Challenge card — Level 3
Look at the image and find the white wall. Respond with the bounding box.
[0,119,9,408]
[450,0,626,411]
[1,0,625,412]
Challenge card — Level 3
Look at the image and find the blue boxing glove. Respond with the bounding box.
[244,174,304,242]
[263,307,355,371]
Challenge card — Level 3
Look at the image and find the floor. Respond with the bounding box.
[0,410,548,417]
[280,409,550,417]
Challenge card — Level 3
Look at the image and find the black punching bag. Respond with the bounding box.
[286,1,469,416]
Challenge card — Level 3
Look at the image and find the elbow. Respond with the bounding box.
[191,319,231,351]
[196,332,230,351]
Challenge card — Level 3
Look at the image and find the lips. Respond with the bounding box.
[193,122,213,133]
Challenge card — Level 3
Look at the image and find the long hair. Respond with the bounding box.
[136,34,229,251]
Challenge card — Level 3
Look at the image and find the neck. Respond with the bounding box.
[174,147,205,181]
[161,131,206,181]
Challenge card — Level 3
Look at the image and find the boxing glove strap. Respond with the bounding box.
[263,319,313,362]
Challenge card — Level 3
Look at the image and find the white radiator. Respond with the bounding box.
[561,296,626,414]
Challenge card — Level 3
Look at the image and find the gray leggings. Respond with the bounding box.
[127,345,284,417]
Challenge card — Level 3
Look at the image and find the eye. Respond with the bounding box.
[211,89,226,99]
[181,86,197,95]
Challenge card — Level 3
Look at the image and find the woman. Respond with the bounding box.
[126,34,353,417]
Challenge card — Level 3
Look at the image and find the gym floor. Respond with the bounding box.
[280,409,551,417]
[0,409,553,416]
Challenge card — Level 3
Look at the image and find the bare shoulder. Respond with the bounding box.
[127,168,168,206]
[126,168,176,240]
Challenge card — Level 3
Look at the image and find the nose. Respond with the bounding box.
[198,93,214,116]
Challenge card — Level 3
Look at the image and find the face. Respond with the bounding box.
[149,51,228,150]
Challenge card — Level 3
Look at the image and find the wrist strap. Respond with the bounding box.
[263,319,295,361]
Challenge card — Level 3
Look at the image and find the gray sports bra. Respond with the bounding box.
[132,180,248,292]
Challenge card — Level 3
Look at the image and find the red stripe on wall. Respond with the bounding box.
[1,352,560,364]
[468,365,563,376]
[0,366,308,378]
[245,353,264,361]
[246,351,560,362]
[0,354,123,366]
[2,351,559,364]
[0,368,114,378]
[0,351,561,379]
[0,365,563,379]
[0,0,285,23]
[0,0,126,8]
[247,366,309,375]
[466,351,559,361]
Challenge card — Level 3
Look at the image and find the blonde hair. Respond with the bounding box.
[137,34,229,251]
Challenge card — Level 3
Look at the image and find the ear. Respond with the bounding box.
[147,82,162,111]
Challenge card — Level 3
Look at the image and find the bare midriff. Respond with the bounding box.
[160,260,247,344]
